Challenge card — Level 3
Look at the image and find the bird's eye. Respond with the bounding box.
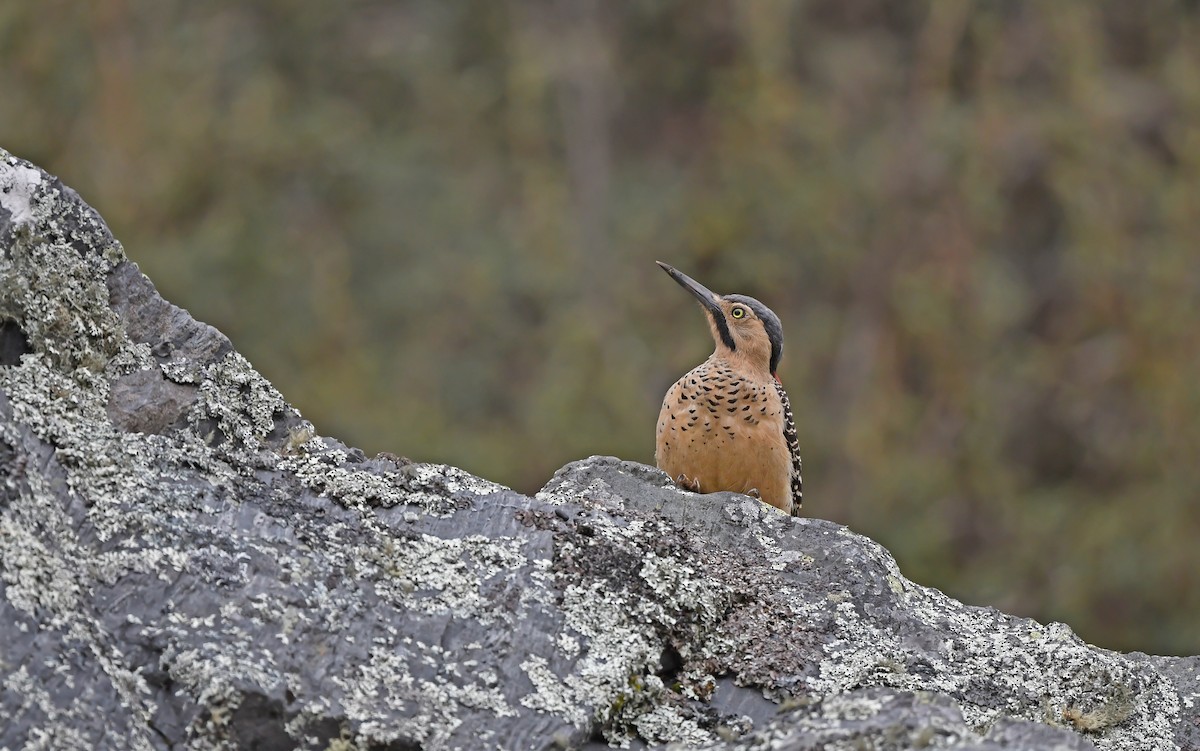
[731,306,746,319]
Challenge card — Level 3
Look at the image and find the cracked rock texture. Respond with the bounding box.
[1,148,1198,751]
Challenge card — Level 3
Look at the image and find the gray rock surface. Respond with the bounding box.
[0,147,1197,751]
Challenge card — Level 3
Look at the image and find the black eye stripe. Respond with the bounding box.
[723,294,783,373]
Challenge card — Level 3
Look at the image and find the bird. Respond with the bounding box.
[654,261,802,515]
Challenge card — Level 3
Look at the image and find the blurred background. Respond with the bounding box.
[3,1,1199,655]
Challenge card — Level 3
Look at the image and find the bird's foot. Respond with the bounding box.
[746,487,761,500]
[674,474,702,493]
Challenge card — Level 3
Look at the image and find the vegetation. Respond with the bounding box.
[4,1,1199,655]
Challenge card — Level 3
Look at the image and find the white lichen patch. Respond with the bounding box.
[195,353,291,448]
[748,524,785,569]
[556,632,581,659]
[285,459,411,510]
[0,160,44,226]
[520,655,586,726]
[420,462,509,498]
[279,454,507,516]
[535,477,614,507]
[558,578,661,708]
[0,210,122,373]
[164,636,284,709]
[0,356,114,447]
[367,534,531,623]
[335,643,516,749]
[105,340,159,378]
[0,514,84,625]
[400,462,511,513]
[3,664,156,751]
[632,703,710,747]
[638,552,722,622]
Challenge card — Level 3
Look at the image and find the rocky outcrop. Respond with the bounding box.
[1,148,1196,751]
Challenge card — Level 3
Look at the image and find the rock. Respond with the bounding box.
[0,148,1196,751]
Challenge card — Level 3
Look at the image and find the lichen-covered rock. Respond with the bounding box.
[538,459,1200,751]
[1,149,1197,751]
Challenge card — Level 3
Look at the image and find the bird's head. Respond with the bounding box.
[656,261,784,379]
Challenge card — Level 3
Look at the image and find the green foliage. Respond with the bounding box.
[5,0,1200,655]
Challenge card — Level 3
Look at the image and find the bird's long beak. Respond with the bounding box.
[656,261,723,318]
